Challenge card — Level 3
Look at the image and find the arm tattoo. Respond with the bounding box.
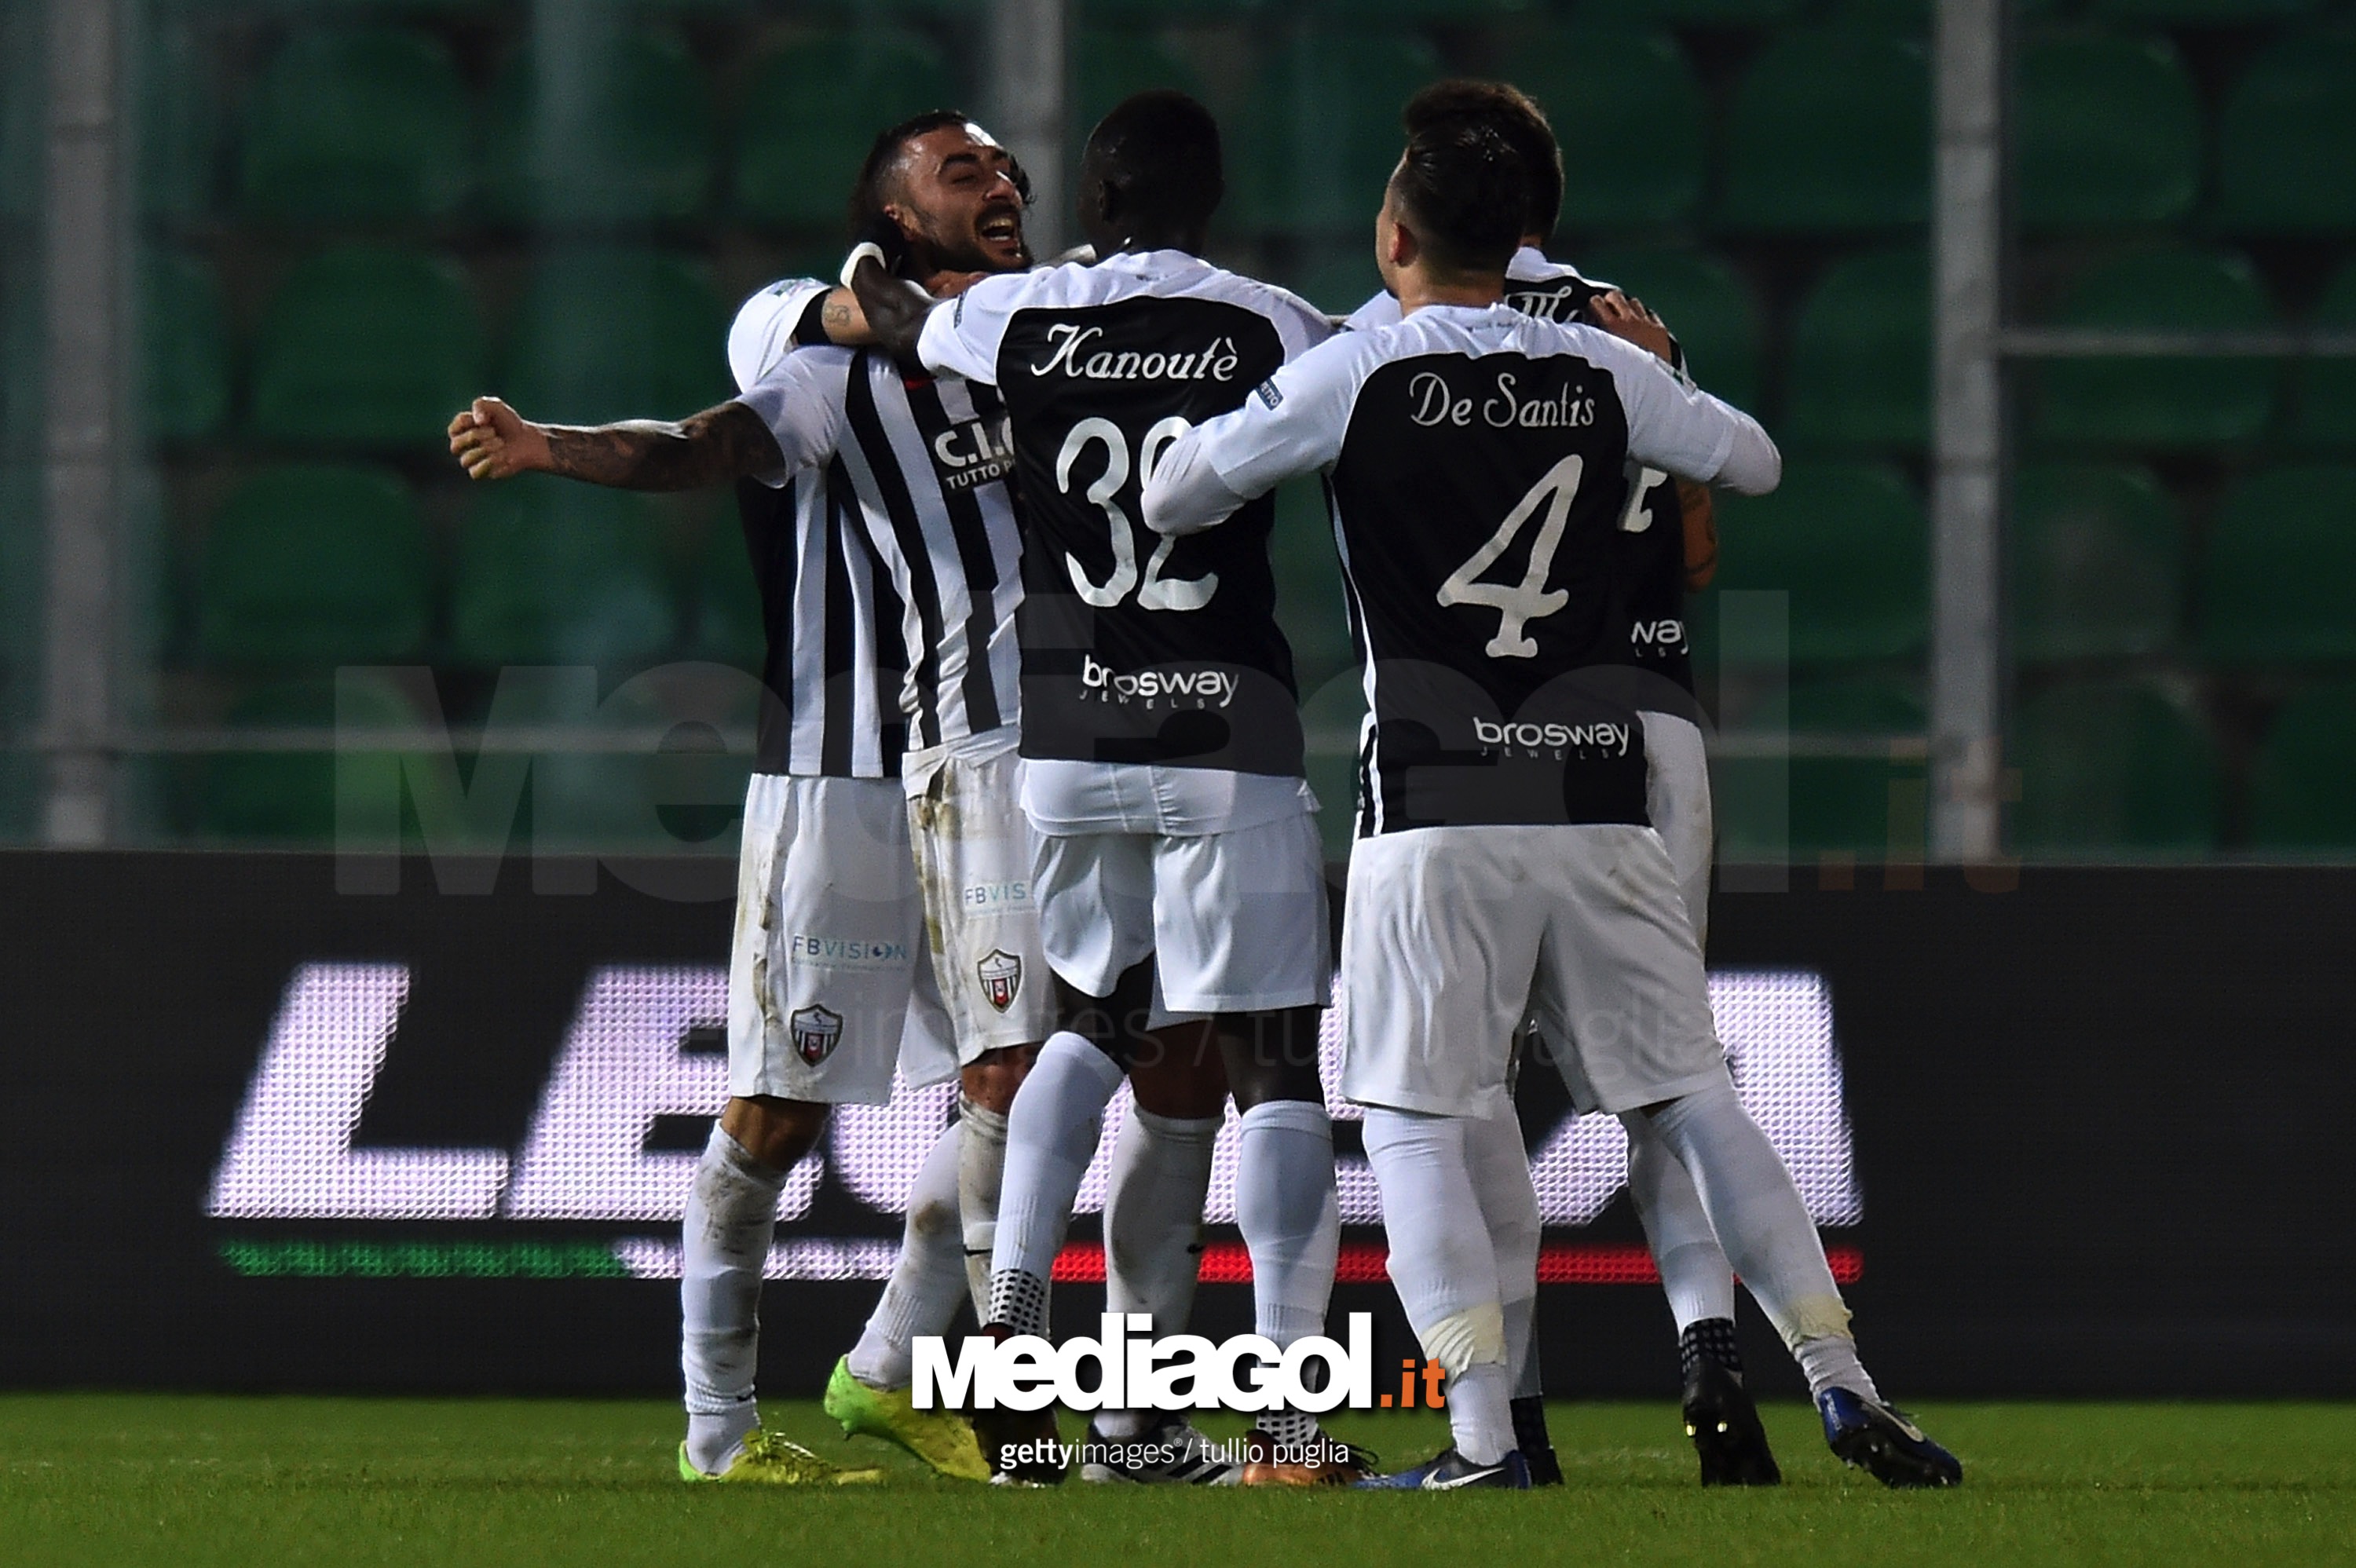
[541,401,783,492]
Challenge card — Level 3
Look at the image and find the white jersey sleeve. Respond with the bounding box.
[732,350,849,485]
[1142,331,1373,535]
[1344,290,1401,333]
[1576,325,1776,492]
[916,268,1041,386]
[726,277,832,393]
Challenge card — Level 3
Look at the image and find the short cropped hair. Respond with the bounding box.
[1086,90,1224,221]
[1402,80,1562,242]
[1388,108,1529,275]
[846,109,1033,237]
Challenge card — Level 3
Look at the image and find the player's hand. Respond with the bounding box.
[448,397,550,481]
[1590,290,1674,364]
[850,208,914,279]
[926,269,990,300]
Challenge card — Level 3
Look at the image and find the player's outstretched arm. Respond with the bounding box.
[846,257,932,374]
[448,396,784,491]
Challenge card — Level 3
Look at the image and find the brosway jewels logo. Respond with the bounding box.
[977,950,1023,1013]
[788,1004,843,1065]
[913,1314,1391,1414]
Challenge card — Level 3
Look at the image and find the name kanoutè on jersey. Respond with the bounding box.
[1407,368,1597,431]
[1026,323,1242,384]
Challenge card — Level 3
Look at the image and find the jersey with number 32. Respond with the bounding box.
[1172,302,1748,834]
[918,250,1331,777]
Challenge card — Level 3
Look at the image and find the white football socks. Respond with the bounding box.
[1464,1103,1540,1399]
[681,1125,785,1474]
[957,1097,1008,1323]
[847,1117,966,1392]
[1641,1078,1870,1396]
[1621,1111,1739,1331]
[1234,1099,1341,1447]
[1361,1106,1513,1465]
[986,1030,1123,1336]
[1098,1103,1220,1441]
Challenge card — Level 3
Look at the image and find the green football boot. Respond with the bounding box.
[677,1427,887,1486]
[823,1354,991,1481]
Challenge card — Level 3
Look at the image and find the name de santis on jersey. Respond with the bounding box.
[1407,368,1598,431]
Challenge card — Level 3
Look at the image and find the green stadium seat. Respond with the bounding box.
[2012,679,2219,854]
[1070,29,1210,165]
[1781,246,1927,449]
[451,477,679,670]
[1711,462,1926,665]
[198,671,436,846]
[526,672,756,852]
[693,516,765,671]
[1241,29,1440,235]
[1720,29,1929,232]
[2196,463,2356,664]
[139,16,217,219]
[1576,246,1763,413]
[2249,682,2356,850]
[2014,33,2199,230]
[484,27,715,226]
[2029,247,2277,448]
[1513,27,1705,231]
[503,248,727,425]
[2288,259,2356,451]
[236,27,470,223]
[1718,676,1927,859]
[1580,0,1807,23]
[197,465,434,668]
[2217,31,2356,235]
[2091,0,2319,23]
[248,247,485,448]
[736,29,956,230]
[1289,248,1384,316]
[2010,462,2181,663]
[143,250,230,444]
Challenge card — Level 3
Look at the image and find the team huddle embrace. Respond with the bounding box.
[448,79,1961,1494]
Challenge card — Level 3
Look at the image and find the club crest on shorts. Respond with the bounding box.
[788,1004,843,1065]
[977,949,1023,1013]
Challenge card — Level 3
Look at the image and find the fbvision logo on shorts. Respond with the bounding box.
[788,934,912,968]
[1080,654,1239,709]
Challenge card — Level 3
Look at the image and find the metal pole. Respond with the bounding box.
[40,0,122,847]
[1929,0,2003,864]
[989,0,1066,261]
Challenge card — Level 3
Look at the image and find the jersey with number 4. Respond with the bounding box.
[918,250,1331,777]
[1165,302,1750,835]
[1353,247,1698,702]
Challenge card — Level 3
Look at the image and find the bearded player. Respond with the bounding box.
[452,112,1047,1485]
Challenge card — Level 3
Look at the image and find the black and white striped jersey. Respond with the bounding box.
[726,278,905,779]
[1147,303,1767,836]
[1352,248,1699,704]
[735,319,1025,764]
[917,250,1331,780]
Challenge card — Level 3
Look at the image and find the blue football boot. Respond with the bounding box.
[1818,1387,1963,1488]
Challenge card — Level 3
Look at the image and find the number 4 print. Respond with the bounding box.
[1055,415,1218,612]
[1438,452,1584,658]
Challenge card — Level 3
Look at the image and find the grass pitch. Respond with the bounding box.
[1,1396,2348,1567]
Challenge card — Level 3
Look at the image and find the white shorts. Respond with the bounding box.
[1641,710,1713,947]
[726,773,956,1105]
[1033,809,1331,1014]
[1340,823,1726,1120]
[905,732,1053,1058]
